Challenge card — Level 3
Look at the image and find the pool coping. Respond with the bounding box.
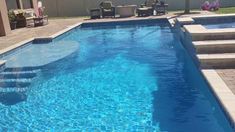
[1,16,235,129]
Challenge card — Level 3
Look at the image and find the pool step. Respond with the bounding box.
[0,87,27,92]
[4,67,41,72]
[0,68,41,93]
[0,81,31,88]
[0,70,39,79]
[1,69,40,75]
[198,53,235,69]
[0,78,32,83]
[194,40,235,54]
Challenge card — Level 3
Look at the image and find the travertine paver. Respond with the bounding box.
[217,69,235,95]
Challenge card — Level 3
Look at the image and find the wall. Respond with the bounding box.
[22,0,33,9]
[5,0,19,10]
[40,0,235,17]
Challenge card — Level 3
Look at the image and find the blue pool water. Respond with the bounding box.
[204,21,235,29]
[0,21,233,131]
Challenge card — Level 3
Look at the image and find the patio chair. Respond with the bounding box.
[100,1,115,18]
[13,9,34,28]
[12,8,48,28]
[34,6,48,26]
[139,0,158,15]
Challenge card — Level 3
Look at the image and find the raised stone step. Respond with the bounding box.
[193,40,235,54]
[184,25,235,41]
[197,53,235,69]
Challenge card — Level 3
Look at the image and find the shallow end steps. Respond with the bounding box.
[198,53,235,69]
[194,40,235,54]
[0,72,37,79]
[0,87,28,93]
[4,67,41,72]
[0,81,31,88]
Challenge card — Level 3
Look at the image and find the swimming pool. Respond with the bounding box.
[0,20,233,131]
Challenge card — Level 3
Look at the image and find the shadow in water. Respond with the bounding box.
[0,92,27,106]
[123,28,200,131]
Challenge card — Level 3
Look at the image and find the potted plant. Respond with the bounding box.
[8,10,17,30]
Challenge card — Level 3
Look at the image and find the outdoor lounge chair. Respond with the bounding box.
[139,0,158,15]
[35,4,49,26]
[100,1,115,18]
[12,8,48,28]
[13,9,35,28]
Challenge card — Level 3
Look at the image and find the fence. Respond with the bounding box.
[40,0,235,17]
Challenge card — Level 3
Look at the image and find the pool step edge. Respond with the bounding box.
[198,53,235,69]
[0,72,37,79]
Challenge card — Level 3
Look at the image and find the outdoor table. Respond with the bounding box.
[116,5,137,17]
